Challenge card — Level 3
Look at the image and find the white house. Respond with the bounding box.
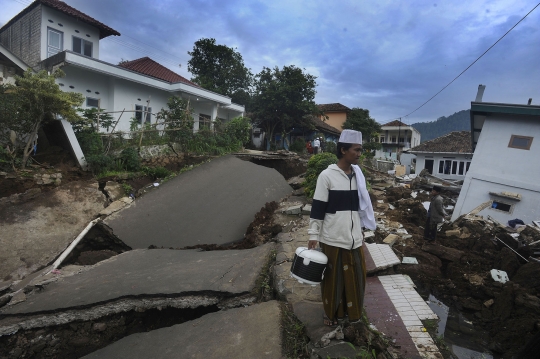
[374,120,421,161]
[0,0,244,135]
[452,99,540,225]
[406,131,473,181]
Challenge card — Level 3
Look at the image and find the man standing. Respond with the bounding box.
[313,137,320,154]
[424,186,447,242]
[308,129,376,326]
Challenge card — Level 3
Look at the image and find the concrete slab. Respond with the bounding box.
[82,301,282,359]
[105,155,292,248]
[291,301,330,342]
[1,244,274,315]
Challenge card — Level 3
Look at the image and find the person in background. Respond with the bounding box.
[308,129,376,327]
[320,138,326,153]
[313,137,321,154]
[306,140,313,154]
[424,185,447,242]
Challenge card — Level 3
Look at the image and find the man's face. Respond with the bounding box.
[342,144,363,164]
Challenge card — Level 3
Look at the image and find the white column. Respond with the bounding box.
[211,104,218,130]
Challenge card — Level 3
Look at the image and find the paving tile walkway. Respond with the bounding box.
[364,243,401,273]
[365,275,442,359]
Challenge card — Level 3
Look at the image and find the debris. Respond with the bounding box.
[301,205,311,215]
[445,229,461,237]
[490,269,509,284]
[153,183,159,187]
[484,299,495,308]
[363,231,375,239]
[508,219,525,228]
[282,205,302,215]
[319,325,344,347]
[495,236,529,262]
[402,257,418,264]
[388,204,395,210]
[465,274,484,286]
[395,228,408,235]
[51,269,61,274]
[411,191,417,198]
[383,234,400,246]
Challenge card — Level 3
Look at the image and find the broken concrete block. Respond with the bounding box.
[387,221,403,229]
[383,234,400,246]
[484,299,494,308]
[99,197,133,216]
[445,229,461,237]
[283,205,302,215]
[490,269,509,284]
[42,178,53,185]
[301,204,312,215]
[363,231,375,239]
[402,257,418,264]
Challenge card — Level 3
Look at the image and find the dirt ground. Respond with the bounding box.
[366,173,540,359]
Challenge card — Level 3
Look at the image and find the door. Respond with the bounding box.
[47,28,63,58]
[425,159,434,174]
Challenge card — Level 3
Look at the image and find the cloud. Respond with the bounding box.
[1,0,538,124]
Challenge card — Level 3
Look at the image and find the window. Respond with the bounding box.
[438,160,452,175]
[135,105,152,124]
[390,136,396,143]
[199,114,211,129]
[458,162,465,175]
[451,161,458,174]
[86,97,99,108]
[491,201,512,213]
[508,135,533,150]
[399,137,404,143]
[466,162,471,172]
[47,28,63,58]
[380,137,385,143]
[73,36,92,57]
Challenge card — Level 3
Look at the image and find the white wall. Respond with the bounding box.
[452,114,540,223]
[415,153,472,180]
[41,6,101,61]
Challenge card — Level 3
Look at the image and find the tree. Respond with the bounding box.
[187,38,253,107]
[342,108,382,153]
[251,65,317,148]
[0,69,84,169]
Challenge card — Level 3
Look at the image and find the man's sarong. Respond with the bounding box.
[320,243,367,321]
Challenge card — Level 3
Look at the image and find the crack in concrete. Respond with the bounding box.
[0,294,256,337]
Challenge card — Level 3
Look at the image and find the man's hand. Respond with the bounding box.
[308,240,318,250]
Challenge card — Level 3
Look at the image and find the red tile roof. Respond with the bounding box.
[317,103,351,112]
[0,0,120,39]
[312,117,342,136]
[382,120,408,127]
[119,57,198,86]
[409,131,473,153]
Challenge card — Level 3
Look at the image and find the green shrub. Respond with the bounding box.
[143,166,171,179]
[304,152,338,198]
[324,141,337,155]
[289,138,306,154]
[120,147,140,171]
[85,153,113,175]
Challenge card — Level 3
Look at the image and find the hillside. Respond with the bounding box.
[412,110,470,142]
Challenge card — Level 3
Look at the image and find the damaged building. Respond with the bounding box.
[452,94,540,225]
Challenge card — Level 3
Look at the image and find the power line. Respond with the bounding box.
[401,1,540,119]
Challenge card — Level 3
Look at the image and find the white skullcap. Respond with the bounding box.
[339,129,362,144]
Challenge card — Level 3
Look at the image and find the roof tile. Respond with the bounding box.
[119,57,198,86]
[1,0,120,39]
[409,131,472,153]
[382,120,408,127]
[317,103,351,112]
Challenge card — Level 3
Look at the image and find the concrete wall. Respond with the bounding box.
[41,6,101,62]
[452,114,540,223]
[0,5,42,68]
[415,153,472,180]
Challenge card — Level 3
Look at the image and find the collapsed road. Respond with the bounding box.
[104,155,293,248]
[0,154,294,358]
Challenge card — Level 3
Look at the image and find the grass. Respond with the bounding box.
[280,302,309,359]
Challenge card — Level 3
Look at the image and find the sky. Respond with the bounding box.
[1,0,539,125]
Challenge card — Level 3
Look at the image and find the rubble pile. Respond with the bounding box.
[364,167,540,358]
